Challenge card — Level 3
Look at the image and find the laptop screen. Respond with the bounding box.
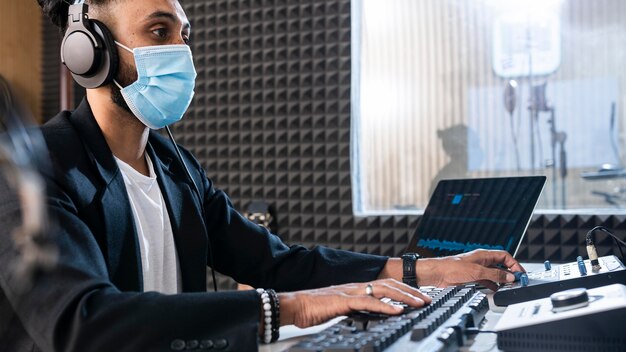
[406,176,546,258]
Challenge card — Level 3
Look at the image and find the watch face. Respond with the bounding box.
[403,253,418,273]
[403,253,419,261]
[402,253,419,288]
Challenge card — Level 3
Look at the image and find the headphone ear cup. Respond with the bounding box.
[61,26,103,79]
[66,19,117,89]
[90,19,119,86]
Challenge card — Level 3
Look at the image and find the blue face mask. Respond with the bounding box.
[114,42,197,129]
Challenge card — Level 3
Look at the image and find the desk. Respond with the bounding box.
[261,263,545,352]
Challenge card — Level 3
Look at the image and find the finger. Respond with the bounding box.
[476,279,499,291]
[478,250,526,273]
[347,296,405,315]
[477,266,515,284]
[367,283,429,307]
[509,261,526,273]
[498,252,525,273]
[375,279,432,304]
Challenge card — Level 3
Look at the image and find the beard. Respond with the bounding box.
[110,59,137,115]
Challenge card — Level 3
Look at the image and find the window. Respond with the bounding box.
[352,0,626,215]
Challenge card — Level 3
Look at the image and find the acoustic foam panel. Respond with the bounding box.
[172,0,626,290]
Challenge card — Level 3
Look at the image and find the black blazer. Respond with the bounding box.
[0,99,388,351]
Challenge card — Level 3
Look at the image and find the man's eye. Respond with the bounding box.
[152,28,168,39]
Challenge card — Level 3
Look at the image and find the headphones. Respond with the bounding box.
[60,1,118,89]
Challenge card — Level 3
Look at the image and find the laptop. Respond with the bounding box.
[405,176,546,258]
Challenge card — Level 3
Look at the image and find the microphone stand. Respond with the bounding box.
[559,131,567,208]
[548,107,568,209]
[529,107,537,173]
[529,83,567,209]
[527,34,537,173]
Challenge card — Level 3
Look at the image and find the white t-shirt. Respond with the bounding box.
[115,154,182,294]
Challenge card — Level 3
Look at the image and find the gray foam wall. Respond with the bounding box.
[174,1,625,290]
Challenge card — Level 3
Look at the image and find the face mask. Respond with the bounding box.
[114,42,197,129]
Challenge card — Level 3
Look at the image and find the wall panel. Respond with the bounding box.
[0,2,42,121]
[174,1,626,291]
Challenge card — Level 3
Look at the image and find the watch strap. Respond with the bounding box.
[402,253,419,288]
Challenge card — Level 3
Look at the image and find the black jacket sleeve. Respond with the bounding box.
[203,188,389,291]
[180,146,390,292]
[0,170,260,352]
[0,109,390,351]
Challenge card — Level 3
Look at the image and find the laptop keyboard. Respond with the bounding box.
[286,285,489,352]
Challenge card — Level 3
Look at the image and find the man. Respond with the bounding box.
[0,0,524,350]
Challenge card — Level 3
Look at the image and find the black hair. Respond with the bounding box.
[36,0,112,33]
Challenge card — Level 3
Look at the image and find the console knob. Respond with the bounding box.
[550,287,589,312]
[544,260,551,271]
[576,256,587,276]
[519,273,529,287]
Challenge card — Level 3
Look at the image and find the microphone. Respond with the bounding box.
[503,80,517,115]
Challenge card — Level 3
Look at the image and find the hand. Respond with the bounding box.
[379,249,525,291]
[278,279,432,328]
[417,249,525,290]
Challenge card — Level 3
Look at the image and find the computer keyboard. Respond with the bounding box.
[286,285,489,352]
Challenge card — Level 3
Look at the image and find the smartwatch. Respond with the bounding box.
[402,252,420,288]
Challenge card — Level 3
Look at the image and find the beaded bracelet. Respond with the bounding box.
[266,289,280,342]
[256,288,273,344]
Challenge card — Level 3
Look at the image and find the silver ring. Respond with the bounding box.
[365,283,374,296]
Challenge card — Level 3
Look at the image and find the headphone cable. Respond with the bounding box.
[165,126,218,292]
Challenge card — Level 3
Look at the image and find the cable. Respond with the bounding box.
[165,126,218,292]
[464,328,497,336]
[586,226,626,264]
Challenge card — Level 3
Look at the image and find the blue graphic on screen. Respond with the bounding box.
[409,177,545,257]
[418,239,503,252]
[417,235,516,252]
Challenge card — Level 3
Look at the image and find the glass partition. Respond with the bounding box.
[352,0,626,215]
